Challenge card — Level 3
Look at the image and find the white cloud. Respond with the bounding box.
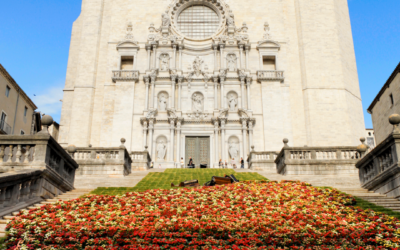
[32,85,64,122]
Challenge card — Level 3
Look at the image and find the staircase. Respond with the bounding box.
[0,189,93,238]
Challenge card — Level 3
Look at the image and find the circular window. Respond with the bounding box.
[177,5,220,39]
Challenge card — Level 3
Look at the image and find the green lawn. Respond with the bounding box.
[91,169,267,195]
[353,197,400,220]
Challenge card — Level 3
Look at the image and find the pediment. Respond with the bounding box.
[117,40,140,49]
[257,40,280,50]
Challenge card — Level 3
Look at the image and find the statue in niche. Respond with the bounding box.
[158,94,168,111]
[227,54,237,71]
[229,142,239,160]
[228,94,238,111]
[162,12,171,27]
[227,13,235,27]
[160,54,170,71]
[263,22,271,40]
[192,93,204,112]
[157,140,167,160]
[193,56,204,76]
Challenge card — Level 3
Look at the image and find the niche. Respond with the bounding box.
[121,56,134,70]
[262,56,276,70]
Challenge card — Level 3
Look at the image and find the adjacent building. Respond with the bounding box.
[365,129,376,149]
[59,0,366,168]
[0,64,37,135]
[368,62,400,145]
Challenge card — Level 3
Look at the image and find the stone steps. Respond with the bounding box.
[0,188,93,239]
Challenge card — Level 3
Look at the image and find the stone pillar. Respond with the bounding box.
[142,120,148,149]
[152,44,158,69]
[179,45,184,70]
[176,119,182,166]
[213,45,218,70]
[248,120,254,153]
[241,118,248,160]
[220,118,227,162]
[173,45,177,69]
[150,76,156,108]
[220,44,225,69]
[245,45,250,70]
[146,45,152,70]
[239,45,243,69]
[148,119,155,159]
[213,119,219,165]
[169,118,175,162]
[171,75,177,108]
[220,76,225,109]
[246,77,251,110]
[240,77,246,109]
[178,76,183,110]
[144,76,150,110]
[213,77,219,110]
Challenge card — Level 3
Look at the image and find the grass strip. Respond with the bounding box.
[353,197,400,220]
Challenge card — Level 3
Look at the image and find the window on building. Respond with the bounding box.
[24,106,28,117]
[121,56,134,70]
[0,112,6,130]
[20,130,25,135]
[390,94,394,107]
[5,86,11,97]
[177,5,220,39]
[262,56,276,70]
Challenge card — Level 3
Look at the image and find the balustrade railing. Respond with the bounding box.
[112,70,140,82]
[257,70,285,81]
[130,151,152,170]
[248,150,279,170]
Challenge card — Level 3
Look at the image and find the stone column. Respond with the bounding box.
[171,75,177,108]
[220,44,225,68]
[245,45,250,70]
[220,118,227,162]
[220,76,225,109]
[213,119,219,165]
[240,76,246,109]
[179,45,184,70]
[142,120,148,149]
[169,118,175,162]
[239,45,243,69]
[241,118,248,160]
[173,45,177,69]
[213,77,219,110]
[146,45,152,70]
[246,77,251,110]
[148,119,155,159]
[177,76,183,110]
[150,75,156,108]
[144,76,150,110]
[248,120,254,153]
[213,45,218,70]
[152,44,158,69]
[176,119,182,166]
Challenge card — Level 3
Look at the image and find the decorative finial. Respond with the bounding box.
[389,114,400,134]
[357,137,368,157]
[120,138,126,149]
[283,138,289,148]
[39,115,53,134]
[251,145,255,152]
[144,146,148,152]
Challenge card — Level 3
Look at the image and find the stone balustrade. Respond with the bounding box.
[112,70,140,82]
[256,70,285,81]
[356,114,400,198]
[67,139,132,176]
[248,148,279,172]
[130,150,152,171]
[275,140,361,175]
[0,115,79,217]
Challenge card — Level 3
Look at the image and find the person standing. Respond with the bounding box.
[241,157,244,169]
[180,157,184,169]
[150,162,154,168]
[224,160,228,169]
[231,158,237,169]
[188,157,194,168]
[219,159,222,168]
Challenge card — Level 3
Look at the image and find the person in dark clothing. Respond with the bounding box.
[188,157,194,168]
[241,157,244,169]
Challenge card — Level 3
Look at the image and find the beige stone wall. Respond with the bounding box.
[370,73,400,144]
[0,69,36,135]
[59,0,366,154]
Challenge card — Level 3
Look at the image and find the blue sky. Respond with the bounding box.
[0,0,399,128]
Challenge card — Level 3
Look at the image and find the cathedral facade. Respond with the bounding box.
[59,0,365,168]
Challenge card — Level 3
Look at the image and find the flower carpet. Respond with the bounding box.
[4,180,400,249]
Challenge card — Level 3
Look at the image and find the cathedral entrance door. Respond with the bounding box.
[185,136,210,168]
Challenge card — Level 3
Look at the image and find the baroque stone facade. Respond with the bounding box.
[59,0,365,168]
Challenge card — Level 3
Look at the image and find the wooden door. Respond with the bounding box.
[185,136,210,167]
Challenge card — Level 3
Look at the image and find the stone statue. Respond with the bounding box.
[162,12,170,27]
[227,13,235,27]
[227,54,237,71]
[264,22,271,40]
[229,142,239,159]
[228,94,238,111]
[157,141,167,160]
[160,54,170,71]
[193,56,204,76]
[159,94,167,111]
[192,94,204,112]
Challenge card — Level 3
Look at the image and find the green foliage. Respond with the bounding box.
[0,236,7,250]
[91,169,268,195]
[353,197,400,220]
